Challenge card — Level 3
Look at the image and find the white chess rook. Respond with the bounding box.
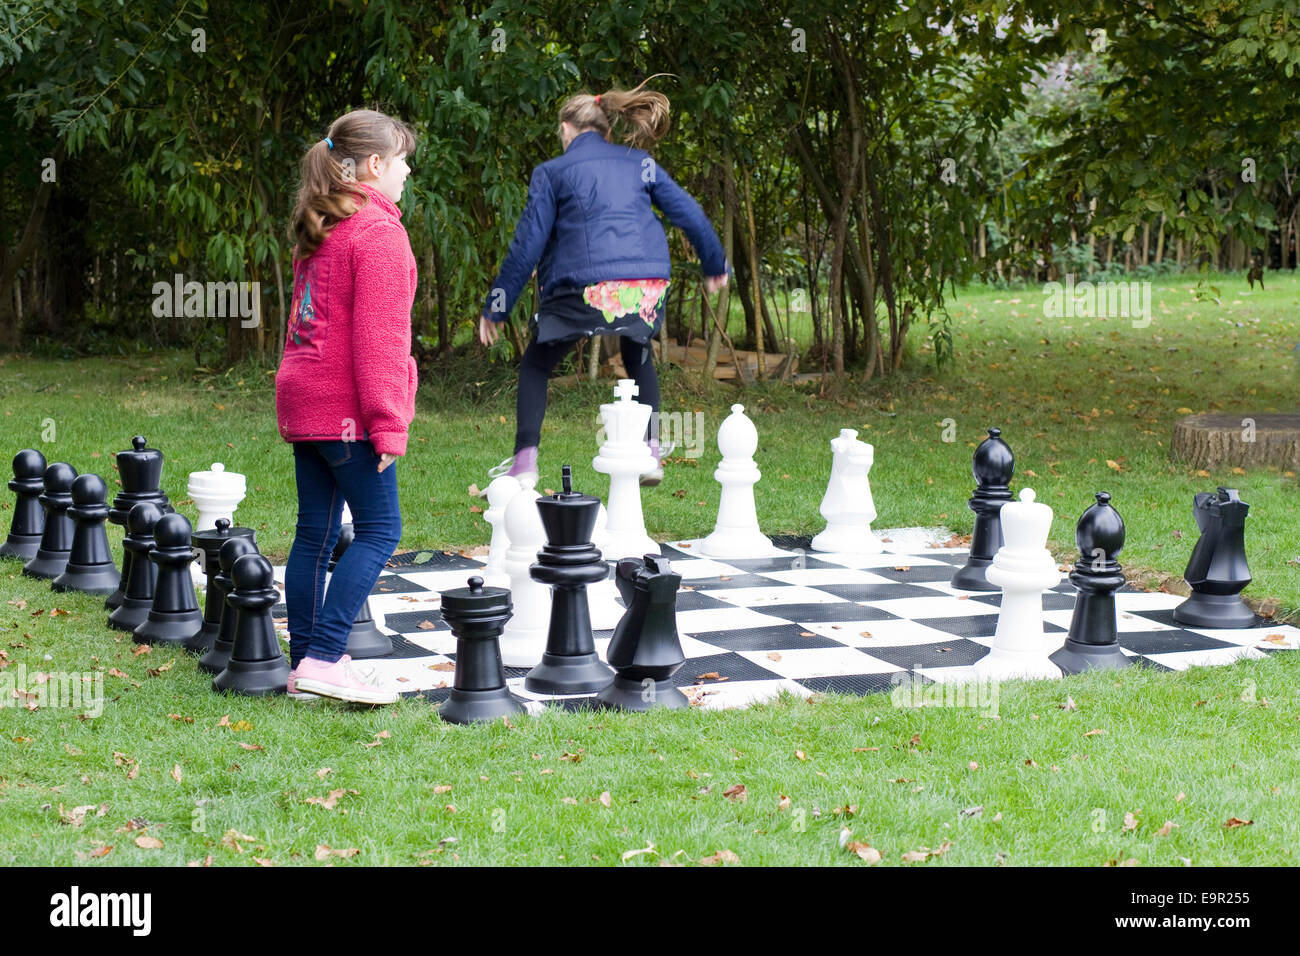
[593,378,658,560]
[973,488,1063,680]
[498,476,551,667]
[811,428,881,553]
[483,474,521,588]
[700,404,777,558]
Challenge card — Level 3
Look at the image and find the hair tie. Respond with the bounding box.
[325,137,334,150]
[594,95,601,106]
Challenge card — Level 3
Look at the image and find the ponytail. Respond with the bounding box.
[559,73,675,150]
[289,109,417,259]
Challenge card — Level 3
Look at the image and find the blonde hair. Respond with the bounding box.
[559,74,675,150]
[289,109,417,259]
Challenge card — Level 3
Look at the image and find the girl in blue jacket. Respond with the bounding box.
[480,79,729,485]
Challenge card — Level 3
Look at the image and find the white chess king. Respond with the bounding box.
[973,487,1063,680]
[700,404,777,558]
[811,428,881,553]
[592,378,658,560]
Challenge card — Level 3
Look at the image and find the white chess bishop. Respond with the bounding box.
[973,488,1063,680]
[811,428,881,553]
[700,404,778,558]
[498,475,551,667]
[593,378,658,560]
[482,473,521,588]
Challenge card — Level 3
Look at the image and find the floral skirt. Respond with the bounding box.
[531,279,669,346]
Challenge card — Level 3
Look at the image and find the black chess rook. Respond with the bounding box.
[1050,492,1131,674]
[952,427,1015,591]
[438,575,526,723]
[1,449,47,562]
[596,554,689,711]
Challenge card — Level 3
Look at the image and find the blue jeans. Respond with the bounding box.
[285,440,402,668]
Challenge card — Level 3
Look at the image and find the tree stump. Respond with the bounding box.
[1171,413,1300,470]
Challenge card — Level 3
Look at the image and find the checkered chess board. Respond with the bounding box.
[270,531,1300,712]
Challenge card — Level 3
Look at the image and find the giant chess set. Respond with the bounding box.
[4,380,1297,721]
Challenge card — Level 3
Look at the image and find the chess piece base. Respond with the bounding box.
[345,612,393,659]
[197,638,232,675]
[811,526,883,554]
[1172,592,1259,629]
[107,600,151,633]
[52,565,121,595]
[973,646,1061,681]
[525,651,614,695]
[134,610,204,647]
[185,621,218,655]
[212,657,289,696]
[699,529,778,560]
[595,675,689,711]
[0,536,42,561]
[439,686,527,724]
[1050,640,1131,674]
[951,556,999,592]
[22,550,70,579]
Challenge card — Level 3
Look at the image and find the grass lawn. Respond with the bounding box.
[0,271,1296,865]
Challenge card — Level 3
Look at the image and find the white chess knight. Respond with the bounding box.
[498,475,551,667]
[972,488,1063,680]
[592,378,658,560]
[482,473,521,588]
[187,461,247,588]
[811,428,881,553]
[700,404,779,558]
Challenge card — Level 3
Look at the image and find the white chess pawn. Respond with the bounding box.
[811,428,881,553]
[700,404,777,558]
[498,476,551,667]
[593,378,658,560]
[483,474,522,588]
[973,488,1063,680]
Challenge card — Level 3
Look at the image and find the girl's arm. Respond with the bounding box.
[352,220,418,457]
[482,166,557,321]
[648,165,729,277]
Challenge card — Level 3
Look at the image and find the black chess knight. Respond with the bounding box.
[596,554,688,711]
[951,428,1015,591]
[1050,492,1131,674]
[1172,488,1258,629]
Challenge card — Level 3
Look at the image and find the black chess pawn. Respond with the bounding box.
[198,535,261,675]
[952,427,1015,591]
[1,449,47,561]
[1050,493,1131,674]
[525,466,615,695]
[331,522,392,659]
[105,436,173,611]
[22,462,79,580]
[596,554,689,711]
[52,474,121,595]
[212,552,289,696]
[134,512,203,647]
[187,518,256,654]
[1172,488,1258,628]
[107,502,163,633]
[438,575,526,723]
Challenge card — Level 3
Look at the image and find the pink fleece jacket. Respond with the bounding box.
[275,182,418,456]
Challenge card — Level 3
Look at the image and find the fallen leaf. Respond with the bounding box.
[428,661,454,670]
[170,764,182,783]
[305,788,357,811]
[315,844,361,861]
[1123,812,1139,833]
[722,784,747,802]
[316,768,332,779]
[132,644,152,657]
[1059,696,1078,712]
[699,849,739,866]
[777,795,792,811]
[621,843,656,861]
[432,785,452,794]
[253,857,275,867]
[166,713,194,723]
[794,750,808,761]
[1155,821,1178,837]
[238,742,264,752]
[134,836,163,850]
[221,830,255,852]
[847,841,881,863]
[767,651,782,661]
[598,791,612,808]
[1223,817,1253,829]
[1082,728,1105,737]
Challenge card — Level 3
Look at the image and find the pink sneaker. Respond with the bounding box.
[292,654,397,705]
[287,656,351,702]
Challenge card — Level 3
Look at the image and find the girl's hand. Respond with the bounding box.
[704,273,729,294]
[478,315,500,346]
[378,453,398,473]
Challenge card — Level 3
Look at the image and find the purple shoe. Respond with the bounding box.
[489,446,538,484]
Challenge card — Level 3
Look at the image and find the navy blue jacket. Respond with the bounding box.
[482,131,729,321]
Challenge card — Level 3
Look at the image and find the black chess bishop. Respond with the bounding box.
[951,427,1015,591]
[1050,492,1131,674]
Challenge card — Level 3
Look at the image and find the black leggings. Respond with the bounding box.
[515,335,659,452]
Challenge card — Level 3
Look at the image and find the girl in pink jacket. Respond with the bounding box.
[274,109,417,705]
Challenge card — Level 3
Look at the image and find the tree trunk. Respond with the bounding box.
[705,156,735,379]
[740,171,766,378]
[0,144,64,347]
